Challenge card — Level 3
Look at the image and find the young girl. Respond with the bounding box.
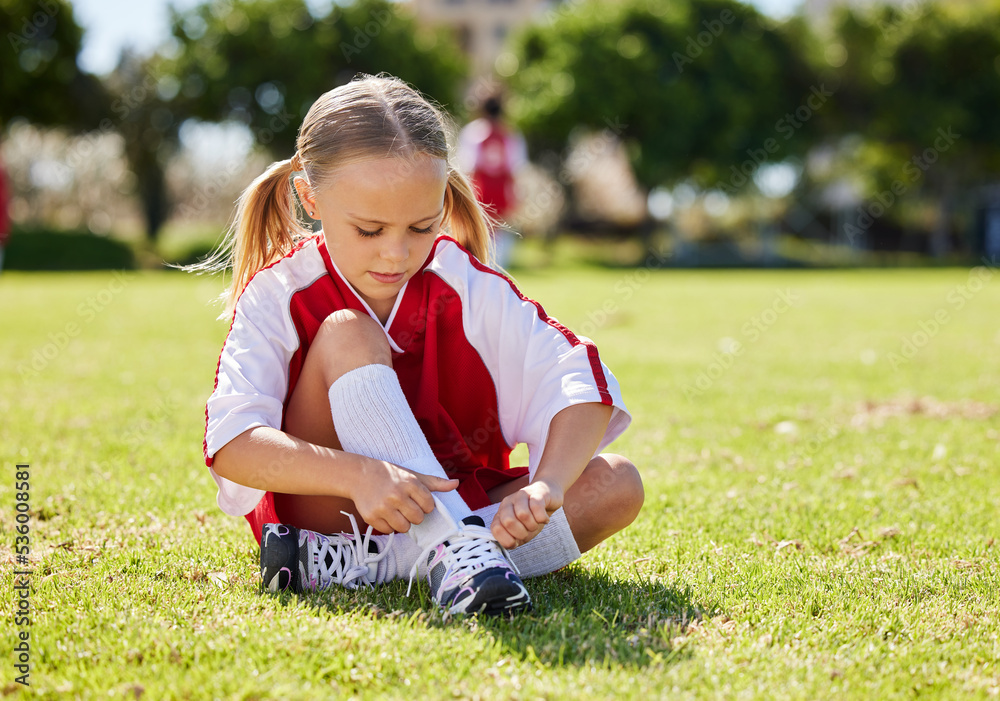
[202,74,643,617]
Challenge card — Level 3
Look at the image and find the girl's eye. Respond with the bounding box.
[411,225,434,234]
[356,227,382,238]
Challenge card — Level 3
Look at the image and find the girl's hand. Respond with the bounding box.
[353,460,458,535]
[491,479,564,549]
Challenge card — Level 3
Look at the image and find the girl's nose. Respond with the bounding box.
[380,235,407,263]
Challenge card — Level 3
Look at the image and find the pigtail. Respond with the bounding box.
[226,158,308,312]
[188,157,308,316]
[443,167,495,268]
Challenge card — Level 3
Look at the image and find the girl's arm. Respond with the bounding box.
[491,402,613,548]
[213,426,457,534]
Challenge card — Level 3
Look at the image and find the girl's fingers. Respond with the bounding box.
[492,491,551,548]
[385,510,412,534]
[411,479,439,513]
[419,474,459,493]
[512,495,533,526]
[500,503,533,540]
[492,523,517,549]
[512,493,548,532]
[528,497,550,525]
[413,474,458,512]
[399,498,427,526]
[371,517,394,535]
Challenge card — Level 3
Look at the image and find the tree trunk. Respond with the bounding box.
[124,141,170,244]
[930,173,956,258]
[139,157,169,242]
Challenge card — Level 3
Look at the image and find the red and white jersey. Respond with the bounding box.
[204,235,631,516]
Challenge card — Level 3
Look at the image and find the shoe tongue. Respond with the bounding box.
[366,539,381,582]
[461,515,486,528]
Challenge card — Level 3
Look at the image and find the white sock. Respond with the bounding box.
[371,533,421,583]
[328,363,472,549]
[472,503,582,578]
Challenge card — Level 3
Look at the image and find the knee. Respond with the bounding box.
[603,454,644,522]
[313,310,391,383]
[583,453,644,526]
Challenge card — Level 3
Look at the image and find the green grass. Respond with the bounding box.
[2,264,999,699]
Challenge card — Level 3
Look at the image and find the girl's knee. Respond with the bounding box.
[572,454,643,524]
[312,310,392,382]
[318,309,386,342]
[564,454,643,551]
[599,453,644,519]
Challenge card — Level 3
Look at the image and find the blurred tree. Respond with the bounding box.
[507,0,817,198]
[823,3,1000,255]
[0,0,106,129]
[165,0,467,157]
[1,0,174,241]
[103,52,180,243]
[103,0,466,242]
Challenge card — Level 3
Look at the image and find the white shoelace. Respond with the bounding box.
[406,522,518,597]
[312,512,394,590]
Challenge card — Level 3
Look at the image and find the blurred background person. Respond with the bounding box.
[457,94,527,270]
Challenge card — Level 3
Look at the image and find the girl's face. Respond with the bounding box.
[296,155,448,323]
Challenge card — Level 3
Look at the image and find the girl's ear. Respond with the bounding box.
[293,176,317,218]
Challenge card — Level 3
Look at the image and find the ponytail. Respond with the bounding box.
[188,157,310,316]
[227,158,308,312]
[443,167,495,268]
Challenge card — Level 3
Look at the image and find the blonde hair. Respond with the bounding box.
[197,74,495,314]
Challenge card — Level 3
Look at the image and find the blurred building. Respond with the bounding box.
[409,0,548,77]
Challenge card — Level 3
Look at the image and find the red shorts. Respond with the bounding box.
[245,463,528,545]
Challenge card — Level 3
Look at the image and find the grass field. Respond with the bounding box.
[2,262,999,699]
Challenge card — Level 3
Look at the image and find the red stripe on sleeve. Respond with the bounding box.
[437,236,613,405]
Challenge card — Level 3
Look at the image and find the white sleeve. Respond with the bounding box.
[204,267,302,515]
[429,242,631,478]
[456,119,486,175]
[507,131,528,173]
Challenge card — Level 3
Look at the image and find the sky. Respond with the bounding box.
[72,0,803,76]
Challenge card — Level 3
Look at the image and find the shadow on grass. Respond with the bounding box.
[470,567,706,668]
[280,565,708,669]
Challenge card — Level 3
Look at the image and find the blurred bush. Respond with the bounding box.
[4,227,136,270]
